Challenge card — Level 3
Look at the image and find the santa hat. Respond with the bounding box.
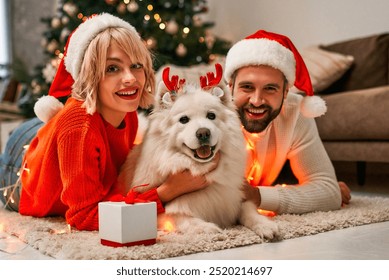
[34,13,139,122]
[224,29,326,118]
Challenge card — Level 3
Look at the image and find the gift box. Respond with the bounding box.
[98,201,157,247]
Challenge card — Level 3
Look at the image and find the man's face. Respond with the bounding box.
[230,65,288,133]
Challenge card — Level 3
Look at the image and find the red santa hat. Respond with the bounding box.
[34,13,139,122]
[224,29,326,118]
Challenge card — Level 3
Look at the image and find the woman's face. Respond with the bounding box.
[97,41,146,127]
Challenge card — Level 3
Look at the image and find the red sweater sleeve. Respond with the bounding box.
[58,127,109,230]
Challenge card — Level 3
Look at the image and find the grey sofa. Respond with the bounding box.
[315,33,389,185]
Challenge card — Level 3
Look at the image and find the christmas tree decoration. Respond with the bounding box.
[176,43,187,57]
[127,1,139,13]
[20,0,231,118]
[165,19,178,34]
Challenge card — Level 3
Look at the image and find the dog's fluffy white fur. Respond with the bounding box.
[118,82,278,239]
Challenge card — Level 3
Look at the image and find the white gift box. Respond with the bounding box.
[98,201,157,247]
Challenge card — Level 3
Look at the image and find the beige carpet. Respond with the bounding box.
[1,194,389,260]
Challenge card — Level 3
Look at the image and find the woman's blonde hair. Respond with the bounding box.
[72,27,155,114]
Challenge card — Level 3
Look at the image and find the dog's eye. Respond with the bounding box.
[179,116,190,124]
[207,112,216,120]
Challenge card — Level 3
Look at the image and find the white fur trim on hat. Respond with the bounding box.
[224,38,296,84]
[34,95,64,123]
[64,13,139,80]
[300,95,327,118]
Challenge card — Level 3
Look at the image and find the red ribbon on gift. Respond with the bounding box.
[109,184,151,204]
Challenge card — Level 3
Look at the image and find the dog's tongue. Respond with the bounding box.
[196,145,212,159]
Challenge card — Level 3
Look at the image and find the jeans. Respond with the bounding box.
[0,118,43,211]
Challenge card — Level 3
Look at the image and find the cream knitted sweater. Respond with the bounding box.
[244,92,342,214]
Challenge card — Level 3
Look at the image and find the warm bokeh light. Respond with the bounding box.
[161,218,175,232]
[258,209,276,217]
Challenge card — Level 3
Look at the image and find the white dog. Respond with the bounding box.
[118,64,278,239]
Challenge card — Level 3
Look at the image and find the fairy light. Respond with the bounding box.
[183,27,190,34]
[50,224,72,235]
[247,162,260,184]
[1,145,30,210]
[147,4,153,11]
[159,23,166,30]
[258,209,276,217]
[123,0,130,4]
[161,217,175,232]
[154,13,161,23]
[144,14,150,21]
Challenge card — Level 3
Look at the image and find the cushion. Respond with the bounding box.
[300,46,354,92]
[320,33,389,93]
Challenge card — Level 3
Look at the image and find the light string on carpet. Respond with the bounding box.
[1,144,31,211]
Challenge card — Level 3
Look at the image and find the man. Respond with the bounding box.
[224,30,351,214]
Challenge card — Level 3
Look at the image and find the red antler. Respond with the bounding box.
[200,63,223,89]
[162,67,185,92]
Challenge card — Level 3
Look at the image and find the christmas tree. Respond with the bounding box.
[19,0,231,117]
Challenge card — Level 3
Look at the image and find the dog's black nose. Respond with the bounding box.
[196,128,211,143]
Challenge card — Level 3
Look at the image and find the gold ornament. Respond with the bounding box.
[117,3,127,14]
[166,19,179,35]
[127,1,139,13]
[51,17,61,29]
[63,2,78,17]
[176,43,187,57]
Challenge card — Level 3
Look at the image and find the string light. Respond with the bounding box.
[1,146,30,210]
[154,13,161,23]
[161,218,175,232]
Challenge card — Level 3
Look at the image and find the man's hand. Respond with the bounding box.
[339,181,351,205]
[243,182,261,207]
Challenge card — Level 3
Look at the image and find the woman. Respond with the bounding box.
[0,13,208,231]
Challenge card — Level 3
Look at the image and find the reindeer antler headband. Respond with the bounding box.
[161,63,224,107]
[199,63,223,90]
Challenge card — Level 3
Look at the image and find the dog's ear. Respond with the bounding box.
[210,87,224,98]
[156,67,186,109]
[161,91,174,107]
[155,81,173,109]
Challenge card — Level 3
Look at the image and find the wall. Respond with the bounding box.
[206,0,389,48]
[10,0,389,75]
[11,0,56,75]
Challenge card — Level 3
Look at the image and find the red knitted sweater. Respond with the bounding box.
[19,98,162,230]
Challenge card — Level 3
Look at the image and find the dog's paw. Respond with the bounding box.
[250,217,279,240]
[239,201,279,240]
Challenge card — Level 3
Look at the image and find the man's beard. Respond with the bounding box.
[238,102,283,133]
